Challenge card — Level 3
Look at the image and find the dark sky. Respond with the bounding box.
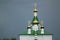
[0,0,60,40]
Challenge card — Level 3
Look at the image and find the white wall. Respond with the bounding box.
[20,35,52,40]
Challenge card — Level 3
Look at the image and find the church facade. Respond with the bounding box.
[19,3,52,40]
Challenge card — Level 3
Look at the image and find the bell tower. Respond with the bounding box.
[19,1,52,40]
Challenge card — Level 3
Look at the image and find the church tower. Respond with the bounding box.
[19,1,52,40]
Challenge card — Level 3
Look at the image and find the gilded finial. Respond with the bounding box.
[28,20,31,26]
[34,2,37,9]
[40,20,44,29]
[34,2,38,12]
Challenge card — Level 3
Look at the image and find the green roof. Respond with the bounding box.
[19,30,52,35]
[32,16,39,24]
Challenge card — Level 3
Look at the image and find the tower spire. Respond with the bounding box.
[32,1,39,24]
[34,2,37,9]
[33,2,38,16]
[34,0,37,9]
[28,20,31,26]
[27,20,31,34]
[40,20,44,34]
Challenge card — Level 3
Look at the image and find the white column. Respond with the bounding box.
[41,28,44,34]
[28,29,31,34]
[34,12,37,16]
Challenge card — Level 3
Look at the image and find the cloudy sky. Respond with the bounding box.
[0,0,60,40]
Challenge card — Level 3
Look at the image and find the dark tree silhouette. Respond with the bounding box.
[3,38,9,40]
[11,38,16,40]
